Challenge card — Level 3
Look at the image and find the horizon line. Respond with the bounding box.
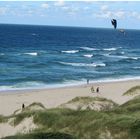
[0,22,139,31]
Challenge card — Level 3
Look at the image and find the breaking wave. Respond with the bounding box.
[61,50,79,54]
[59,62,106,67]
[133,67,140,69]
[0,53,5,55]
[24,52,38,56]
[83,54,93,58]
[80,47,99,51]
[104,54,139,60]
[126,57,140,60]
[103,48,117,51]
[0,81,47,91]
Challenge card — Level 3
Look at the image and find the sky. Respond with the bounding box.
[0,1,140,29]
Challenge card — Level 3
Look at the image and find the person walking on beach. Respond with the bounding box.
[22,103,25,110]
[91,86,95,93]
[87,79,89,84]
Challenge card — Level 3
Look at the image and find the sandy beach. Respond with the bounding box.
[0,79,140,116]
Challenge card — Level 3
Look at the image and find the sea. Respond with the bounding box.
[0,24,140,91]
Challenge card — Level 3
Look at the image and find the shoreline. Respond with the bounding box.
[0,77,140,94]
[0,79,140,116]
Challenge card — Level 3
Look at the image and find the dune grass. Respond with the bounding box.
[12,112,33,126]
[59,96,118,111]
[67,96,118,105]
[26,102,46,110]
[123,86,140,96]
[4,132,75,139]
[11,102,46,126]
[3,108,140,139]
[0,115,7,123]
[2,95,140,139]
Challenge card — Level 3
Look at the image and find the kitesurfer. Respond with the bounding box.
[111,19,117,29]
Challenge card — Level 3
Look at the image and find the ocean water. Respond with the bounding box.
[0,24,140,91]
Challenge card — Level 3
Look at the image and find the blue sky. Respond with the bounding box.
[0,1,140,29]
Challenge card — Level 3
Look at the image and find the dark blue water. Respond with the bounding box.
[0,24,140,91]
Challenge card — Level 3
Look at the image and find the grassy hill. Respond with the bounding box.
[59,96,118,111]
[2,86,140,139]
[123,86,140,96]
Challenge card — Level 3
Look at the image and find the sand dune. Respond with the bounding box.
[0,117,36,138]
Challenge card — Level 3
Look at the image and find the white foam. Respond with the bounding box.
[61,50,79,54]
[129,57,139,60]
[1,76,140,92]
[114,55,129,59]
[133,67,140,69]
[24,52,38,56]
[104,54,139,60]
[95,63,106,67]
[80,47,99,51]
[120,56,139,60]
[0,81,47,91]
[13,81,46,88]
[83,54,93,58]
[120,51,125,54]
[88,76,140,84]
[59,62,106,67]
[31,33,37,36]
[0,53,5,55]
[103,53,111,57]
[0,86,13,91]
[103,48,117,51]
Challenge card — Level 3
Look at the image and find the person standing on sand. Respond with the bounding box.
[91,86,95,93]
[22,103,25,110]
[96,87,99,93]
[87,79,89,84]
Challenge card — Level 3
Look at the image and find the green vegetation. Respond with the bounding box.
[66,96,117,105]
[3,106,140,139]
[4,132,74,139]
[1,86,140,139]
[12,112,33,126]
[11,102,46,126]
[26,102,46,110]
[0,115,7,123]
[120,95,140,113]
[123,86,140,96]
[59,96,118,111]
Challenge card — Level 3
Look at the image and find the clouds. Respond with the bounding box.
[39,1,140,21]
[94,2,140,21]
[41,3,49,9]
[130,11,140,19]
[115,11,125,18]
[0,7,8,15]
[94,4,126,19]
[0,1,137,19]
[54,0,65,6]
[0,1,140,29]
[100,5,108,11]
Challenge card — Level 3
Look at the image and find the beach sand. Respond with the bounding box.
[0,79,140,116]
